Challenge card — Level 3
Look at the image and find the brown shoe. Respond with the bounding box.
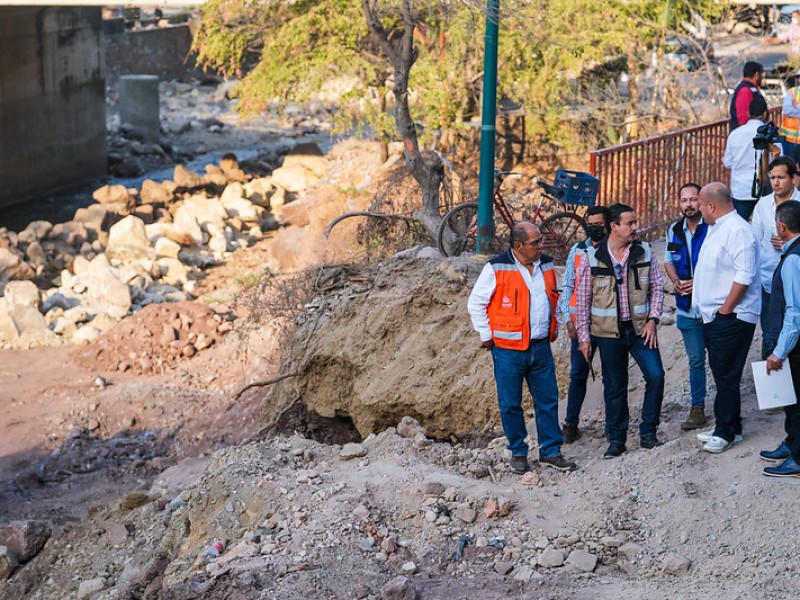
[562,424,581,444]
[680,407,707,431]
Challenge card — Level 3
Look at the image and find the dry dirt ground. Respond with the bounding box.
[2,91,800,599]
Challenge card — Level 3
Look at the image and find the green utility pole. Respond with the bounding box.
[476,0,499,254]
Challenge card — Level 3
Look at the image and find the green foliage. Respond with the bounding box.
[193,0,727,151]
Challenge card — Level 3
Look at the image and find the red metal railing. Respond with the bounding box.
[589,106,782,234]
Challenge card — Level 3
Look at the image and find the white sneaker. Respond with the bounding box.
[703,436,731,454]
[696,429,743,443]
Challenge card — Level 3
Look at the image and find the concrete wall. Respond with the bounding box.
[0,8,106,209]
[104,24,195,82]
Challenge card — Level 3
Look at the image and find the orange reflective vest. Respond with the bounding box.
[486,250,559,350]
[568,239,592,323]
[780,87,800,144]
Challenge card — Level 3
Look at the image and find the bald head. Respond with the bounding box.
[698,182,733,225]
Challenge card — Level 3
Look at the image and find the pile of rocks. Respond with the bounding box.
[0,144,328,349]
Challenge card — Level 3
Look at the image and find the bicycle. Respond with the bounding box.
[437,168,599,264]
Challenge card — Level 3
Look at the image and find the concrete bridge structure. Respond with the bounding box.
[0,2,202,210]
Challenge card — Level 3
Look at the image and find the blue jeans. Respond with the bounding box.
[761,288,776,359]
[702,313,756,442]
[676,314,706,409]
[595,322,665,445]
[491,343,563,459]
[732,198,756,222]
[565,337,597,426]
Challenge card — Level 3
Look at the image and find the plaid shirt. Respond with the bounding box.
[575,243,665,343]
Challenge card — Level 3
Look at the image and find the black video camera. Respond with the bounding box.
[753,121,785,151]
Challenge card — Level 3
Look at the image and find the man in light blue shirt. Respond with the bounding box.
[760,200,800,477]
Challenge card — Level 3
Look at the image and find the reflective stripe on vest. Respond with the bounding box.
[486,250,560,350]
[781,87,800,143]
[586,241,652,338]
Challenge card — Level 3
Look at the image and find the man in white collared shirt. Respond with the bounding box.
[751,156,800,358]
[723,96,780,221]
[468,222,577,474]
[692,182,761,454]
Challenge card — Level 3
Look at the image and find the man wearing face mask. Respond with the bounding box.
[557,206,611,443]
[664,183,710,430]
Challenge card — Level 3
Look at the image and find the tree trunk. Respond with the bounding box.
[362,0,443,239]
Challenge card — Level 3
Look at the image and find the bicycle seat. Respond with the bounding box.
[537,180,565,200]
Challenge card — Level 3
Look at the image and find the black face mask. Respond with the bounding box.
[585,225,606,242]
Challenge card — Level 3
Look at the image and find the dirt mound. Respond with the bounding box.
[74,301,235,376]
[263,251,503,440]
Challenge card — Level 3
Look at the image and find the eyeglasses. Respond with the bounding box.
[522,238,544,246]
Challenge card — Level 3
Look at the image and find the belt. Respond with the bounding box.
[530,337,548,345]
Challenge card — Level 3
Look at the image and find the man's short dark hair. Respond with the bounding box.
[769,155,799,177]
[586,205,611,231]
[608,203,634,225]
[749,95,768,118]
[679,182,701,196]
[511,222,537,246]
[743,61,764,78]
[776,200,800,233]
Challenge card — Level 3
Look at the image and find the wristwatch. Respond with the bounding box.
[647,317,660,325]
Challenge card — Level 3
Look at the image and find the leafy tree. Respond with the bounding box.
[193,0,727,238]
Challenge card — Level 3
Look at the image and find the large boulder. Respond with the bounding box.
[73,204,123,241]
[140,179,174,205]
[0,248,34,280]
[69,267,132,315]
[0,298,59,348]
[92,184,135,209]
[4,280,41,309]
[173,164,205,189]
[281,142,328,180]
[0,520,51,562]
[270,164,308,193]
[173,195,227,242]
[17,221,53,245]
[107,215,154,261]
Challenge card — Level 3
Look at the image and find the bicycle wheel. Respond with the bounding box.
[438,203,477,256]
[542,212,586,264]
[438,203,511,257]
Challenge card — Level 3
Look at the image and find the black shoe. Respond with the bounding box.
[509,455,529,474]
[562,424,581,444]
[603,443,626,459]
[760,442,791,462]
[539,455,577,472]
[640,435,664,450]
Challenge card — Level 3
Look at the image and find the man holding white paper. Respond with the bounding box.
[761,200,800,477]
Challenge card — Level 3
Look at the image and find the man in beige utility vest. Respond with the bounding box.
[574,204,666,459]
[780,75,800,166]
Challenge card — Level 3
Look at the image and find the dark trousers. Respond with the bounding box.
[786,354,800,461]
[565,337,597,426]
[703,313,756,442]
[595,322,665,445]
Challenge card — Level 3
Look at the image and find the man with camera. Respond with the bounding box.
[752,157,800,360]
[723,96,782,221]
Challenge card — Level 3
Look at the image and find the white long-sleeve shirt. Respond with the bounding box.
[722,119,781,201]
[468,255,551,342]
[692,210,761,324]
[751,189,800,293]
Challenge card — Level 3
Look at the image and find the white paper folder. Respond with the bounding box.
[751,360,798,410]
